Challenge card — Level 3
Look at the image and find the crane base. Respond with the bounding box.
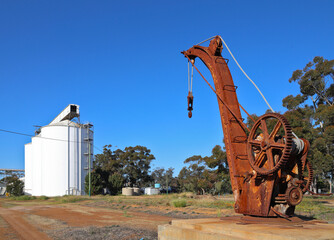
[158,216,334,240]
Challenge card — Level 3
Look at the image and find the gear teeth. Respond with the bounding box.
[247,113,293,176]
[302,160,314,193]
[285,186,303,206]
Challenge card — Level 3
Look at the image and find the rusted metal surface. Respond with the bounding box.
[181,36,314,217]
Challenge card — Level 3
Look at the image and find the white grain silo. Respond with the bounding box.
[24,104,93,196]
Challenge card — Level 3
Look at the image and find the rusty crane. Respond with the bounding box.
[182,36,313,217]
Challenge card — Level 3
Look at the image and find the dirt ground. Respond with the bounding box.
[0,194,332,240]
[0,196,230,240]
[0,203,171,240]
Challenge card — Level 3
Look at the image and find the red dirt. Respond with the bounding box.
[0,206,50,240]
[30,204,172,231]
[0,202,172,239]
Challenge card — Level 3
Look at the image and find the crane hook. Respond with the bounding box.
[187,58,195,118]
[187,91,193,118]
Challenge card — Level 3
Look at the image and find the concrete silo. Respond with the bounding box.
[24,104,93,196]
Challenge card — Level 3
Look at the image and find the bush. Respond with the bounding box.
[39,196,49,200]
[172,199,187,207]
[6,177,24,196]
[11,195,36,200]
[215,174,232,194]
[59,196,87,203]
[85,171,104,195]
[108,173,124,195]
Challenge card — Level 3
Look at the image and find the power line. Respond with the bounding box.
[0,128,103,153]
[0,129,33,137]
[94,145,103,153]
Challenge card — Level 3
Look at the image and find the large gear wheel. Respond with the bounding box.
[301,160,314,193]
[247,113,293,175]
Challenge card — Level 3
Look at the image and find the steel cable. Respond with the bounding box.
[195,36,299,139]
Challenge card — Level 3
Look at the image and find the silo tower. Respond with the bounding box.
[25,104,93,196]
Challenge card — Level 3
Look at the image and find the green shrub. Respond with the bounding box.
[85,171,104,195]
[39,196,49,200]
[11,195,37,200]
[59,196,87,203]
[172,199,187,207]
[108,173,124,195]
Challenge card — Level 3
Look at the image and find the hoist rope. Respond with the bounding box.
[196,36,275,113]
[188,60,194,93]
[191,62,194,92]
[184,54,250,132]
[196,36,299,139]
[188,61,190,92]
[188,60,194,92]
[188,61,194,92]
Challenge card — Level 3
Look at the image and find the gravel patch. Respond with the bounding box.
[0,215,20,240]
[46,225,157,240]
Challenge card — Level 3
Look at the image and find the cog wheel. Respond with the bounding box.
[247,113,293,175]
[285,186,303,206]
[301,160,314,193]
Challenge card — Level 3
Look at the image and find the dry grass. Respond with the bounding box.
[295,195,334,221]
[1,193,333,221]
[103,193,234,210]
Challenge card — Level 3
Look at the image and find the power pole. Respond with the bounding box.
[166,174,168,195]
[84,123,93,197]
[88,137,91,197]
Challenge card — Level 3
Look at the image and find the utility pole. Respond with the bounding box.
[166,174,168,195]
[86,124,92,197]
[88,137,91,197]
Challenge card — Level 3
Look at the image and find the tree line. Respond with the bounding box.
[86,144,232,195]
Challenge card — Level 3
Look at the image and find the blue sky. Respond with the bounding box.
[0,1,333,175]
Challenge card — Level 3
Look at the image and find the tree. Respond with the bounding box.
[203,145,228,175]
[85,169,104,195]
[120,146,155,187]
[6,176,24,196]
[178,166,193,192]
[282,56,334,192]
[108,172,124,195]
[181,156,207,194]
[92,145,155,194]
[151,167,175,189]
[287,56,333,109]
[151,167,165,185]
[178,145,231,195]
[94,145,124,173]
[204,145,232,194]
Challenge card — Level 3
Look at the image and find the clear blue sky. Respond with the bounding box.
[0,1,333,175]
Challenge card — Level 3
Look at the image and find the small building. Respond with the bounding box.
[24,104,93,196]
[0,182,6,195]
[121,187,141,196]
[144,187,160,195]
